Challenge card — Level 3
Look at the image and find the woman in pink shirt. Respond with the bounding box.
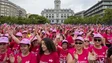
[107,46,112,63]
[31,34,41,56]
[84,38,91,51]
[59,40,69,63]
[37,38,59,63]
[10,38,37,63]
[0,37,13,63]
[104,29,112,48]
[89,33,108,63]
[67,36,90,63]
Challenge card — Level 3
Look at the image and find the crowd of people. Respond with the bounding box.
[0,23,112,63]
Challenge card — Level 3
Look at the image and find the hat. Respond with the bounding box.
[42,30,46,34]
[4,34,9,37]
[84,38,89,41]
[22,31,28,34]
[50,28,53,31]
[94,33,103,38]
[78,32,84,35]
[28,28,32,30]
[62,40,68,43]
[32,37,38,42]
[20,38,31,45]
[52,29,56,32]
[75,37,84,42]
[74,31,79,35]
[0,37,9,43]
[16,32,22,37]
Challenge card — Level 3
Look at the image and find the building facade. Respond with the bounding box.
[75,11,85,18]
[41,0,74,24]
[0,0,26,17]
[84,0,112,17]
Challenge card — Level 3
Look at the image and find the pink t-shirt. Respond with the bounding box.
[31,45,40,56]
[10,40,20,55]
[58,48,69,63]
[39,52,59,63]
[77,49,89,63]
[15,52,37,63]
[0,49,12,63]
[103,34,112,44]
[89,46,108,63]
[69,48,89,63]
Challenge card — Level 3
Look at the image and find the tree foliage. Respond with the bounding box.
[0,14,49,24]
[64,8,112,25]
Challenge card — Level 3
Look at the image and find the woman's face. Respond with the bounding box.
[22,33,28,37]
[0,43,8,52]
[32,40,39,47]
[84,40,90,46]
[62,43,68,49]
[20,44,30,54]
[75,40,84,50]
[41,41,47,52]
[94,38,102,46]
[107,30,111,34]
[17,36,22,40]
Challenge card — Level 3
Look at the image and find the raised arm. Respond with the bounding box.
[8,29,21,44]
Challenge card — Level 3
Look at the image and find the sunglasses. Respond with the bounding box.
[75,42,83,45]
[94,39,101,42]
[0,43,7,45]
[84,40,89,42]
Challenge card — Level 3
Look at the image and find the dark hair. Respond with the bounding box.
[107,46,112,58]
[39,38,56,55]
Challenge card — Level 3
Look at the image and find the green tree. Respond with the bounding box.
[103,8,112,24]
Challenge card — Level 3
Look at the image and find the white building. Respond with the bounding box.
[0,0,26,17]
[41,0,74,24]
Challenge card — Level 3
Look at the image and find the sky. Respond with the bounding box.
[9,0,101,15]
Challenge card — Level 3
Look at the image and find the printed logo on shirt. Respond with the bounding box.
[40,61,48,63]
[84,57,87,60]
[107,37,112,43]
[96,58,105,63]
[25,61,30,63]
[77,61,87,63]
[103,52,105,55]
[0,55,1,59]
[36,49,39,51]
[49,59,53,62]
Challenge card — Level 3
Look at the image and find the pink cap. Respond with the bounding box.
[16,32,22,37]
[78,32,84,35]
[20,38,31,45]
[75,36,84,42]
[4,34,9,37]
[22,31,28,33]
[50,28,53,31]
[0,37,9,43]
[28,28,32,30]
[62,40,68,43]
[94,33,103,38]
[52,29,56,32]
[32,37,37,42]
[42,30,46,34]
[84,38,89,41]
[74,31,79,35]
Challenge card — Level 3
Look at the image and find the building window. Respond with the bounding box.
[61,20,63,23]
[49,16,51,18]
[52,20,54,22]
[61,15,63,18]
[46,16,48,18]
[52,16,54,18]
[64,14,66,18]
